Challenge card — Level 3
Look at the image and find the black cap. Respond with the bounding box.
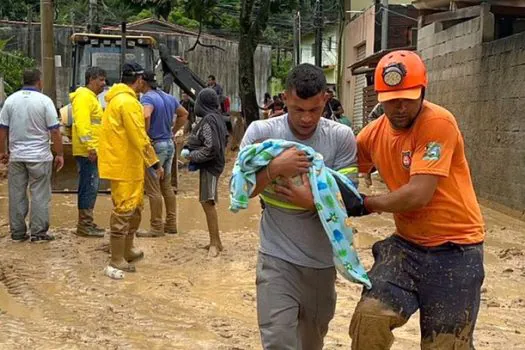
[143,70,158,88]
[122,62,145,77]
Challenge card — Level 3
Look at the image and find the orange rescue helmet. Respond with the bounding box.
[374,50,428,102]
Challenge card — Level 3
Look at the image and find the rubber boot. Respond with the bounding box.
[76,209,104,237]
[125,208,144,263]
[109,211,136,272]
[88,208,106,234]
[161,175,177,234]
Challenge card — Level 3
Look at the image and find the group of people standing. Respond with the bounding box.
[0,62,228,275]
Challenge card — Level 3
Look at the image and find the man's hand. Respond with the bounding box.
[54,155,64,172]
[0,153,8,165]
[88,150,97,163]
[271,147,310,178]
[156,166,165,180]
[274,173,316,211]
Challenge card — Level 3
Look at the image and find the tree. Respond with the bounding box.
[239,0,296,126]
[0,39,35,96]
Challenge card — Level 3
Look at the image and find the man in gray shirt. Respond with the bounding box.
[0,69,64,242]
[240,63,358,349]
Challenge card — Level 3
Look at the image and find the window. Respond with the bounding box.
[328,36,333,51]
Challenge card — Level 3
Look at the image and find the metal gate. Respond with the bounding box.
[352,44,367,130]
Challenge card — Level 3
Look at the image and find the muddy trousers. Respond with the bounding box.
[144,140,177,233]
[256,253,337,350]
[109,180,144,269]
[350,235,484,350]
[8,161,52,239]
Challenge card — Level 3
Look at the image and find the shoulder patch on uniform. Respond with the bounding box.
[423,142,442,161]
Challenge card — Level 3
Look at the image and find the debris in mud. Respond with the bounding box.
[487,301,501,308]
[498,248,524,260]
[503,268,514,274]
[481,287,488,294]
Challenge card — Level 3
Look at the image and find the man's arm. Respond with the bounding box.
[0,127,8,164]
[143,105,154,132]
[173,105,188,133]
[122,103,158,168]
[365,175,439,213]
[72,93,96,152]
[50,128,64,171]
[0,105,9,163]
[364,116,458,214]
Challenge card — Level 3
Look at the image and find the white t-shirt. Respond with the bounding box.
[0,88,59,162]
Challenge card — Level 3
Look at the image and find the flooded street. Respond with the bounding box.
[0,161,524,349]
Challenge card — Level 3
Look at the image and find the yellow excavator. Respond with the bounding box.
[53,32,209,192]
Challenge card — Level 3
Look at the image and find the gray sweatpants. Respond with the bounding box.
[8,161,52,238]
[256,253,337,350]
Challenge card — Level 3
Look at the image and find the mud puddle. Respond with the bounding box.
[0,169,523,349]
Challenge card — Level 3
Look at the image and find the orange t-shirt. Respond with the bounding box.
[357,101,484,247]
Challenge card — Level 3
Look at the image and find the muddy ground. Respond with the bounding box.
[0,161,524,349]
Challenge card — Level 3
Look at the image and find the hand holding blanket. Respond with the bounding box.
[229,139,372,289]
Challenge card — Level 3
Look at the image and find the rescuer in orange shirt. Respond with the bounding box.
[346,50,485,349]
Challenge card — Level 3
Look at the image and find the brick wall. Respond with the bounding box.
[418,17,525,215]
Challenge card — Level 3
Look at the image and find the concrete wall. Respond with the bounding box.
[0,21,272,111]
[418,16,525,214]
[341,6,376,121]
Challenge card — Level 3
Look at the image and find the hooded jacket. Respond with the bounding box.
[70,87,103,156]
[98,83,158,181]
[184,88,228,176]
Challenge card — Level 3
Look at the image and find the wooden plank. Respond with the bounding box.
[422,5,482,26]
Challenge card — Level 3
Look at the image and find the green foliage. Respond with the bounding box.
[0,0,39,21]
[168,8,199,28]
[0,39,35,96]
[128,8,155,22]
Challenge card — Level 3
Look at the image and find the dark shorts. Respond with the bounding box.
[199,170,219,203]
[363,235,485,343]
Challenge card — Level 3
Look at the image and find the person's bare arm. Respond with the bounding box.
[143,105,154,132]
[365,175,439,213]
[50,128,64,171]
[173,105,188,133]
[0,128,8,164]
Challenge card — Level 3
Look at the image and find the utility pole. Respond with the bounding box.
[71,9,75,34]
[27,6,33,57]
[314,0,323,67]
[120,22,127,76]
[41,0,57,104]
[88,0,99,33]
[293,10,301,66]
[381,0,389,50]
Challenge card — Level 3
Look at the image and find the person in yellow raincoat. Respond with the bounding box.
[70,66,106,237]
[98,62,162,275]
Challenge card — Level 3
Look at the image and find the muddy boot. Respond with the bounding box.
[125,209,144,263]
[76,209,104,237]
[88,209,106,234]
[109,211,136,272]
[161,175,177,234]
[136,229,165,237]
[202,201,223,257]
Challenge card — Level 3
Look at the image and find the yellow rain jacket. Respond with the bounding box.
[70,87,103,156]
[98,83,158,182]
